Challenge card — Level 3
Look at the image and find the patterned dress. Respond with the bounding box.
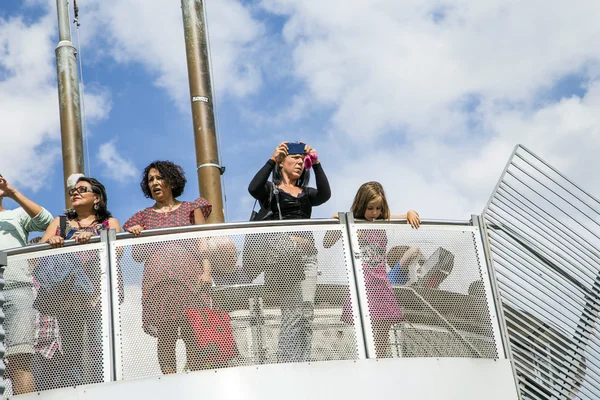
[123,198,212,337]
[342,229,402,324]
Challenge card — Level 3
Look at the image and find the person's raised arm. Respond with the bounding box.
[248,142,288,202]
[310,163,331,206]
[304,145,331,206]
[0,177,41,218]
[0,177,53,231]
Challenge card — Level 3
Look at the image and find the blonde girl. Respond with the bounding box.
[334,181,420,357]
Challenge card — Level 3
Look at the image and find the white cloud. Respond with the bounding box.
[0,8,111,190]
[98,141,138,183]
[79,0,265,108]
[252,0,600,220]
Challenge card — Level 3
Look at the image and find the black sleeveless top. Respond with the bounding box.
[272,189,312,220]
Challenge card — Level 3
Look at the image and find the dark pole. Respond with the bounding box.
[55,0,84,208]
[181,0,225,223]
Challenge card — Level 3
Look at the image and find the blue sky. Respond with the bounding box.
[2,0,600,230]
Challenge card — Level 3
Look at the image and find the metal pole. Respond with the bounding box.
[55,0,84,208]
[181,0,225,223]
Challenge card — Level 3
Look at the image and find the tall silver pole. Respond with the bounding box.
[55,0,84,207]
[181,0,225,223]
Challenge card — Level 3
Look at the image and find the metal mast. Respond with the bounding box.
[181,0,225,223]
[55,0,84,207]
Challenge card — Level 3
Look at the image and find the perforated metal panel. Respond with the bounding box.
[110,225,361,380]
[348,223,501,359]
[2,243,110,396]
[0,220,507,395]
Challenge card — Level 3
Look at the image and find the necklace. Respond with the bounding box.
[154,201,178,213]
[75,218,98,230]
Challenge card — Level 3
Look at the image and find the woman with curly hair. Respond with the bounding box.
[123,160,212,374]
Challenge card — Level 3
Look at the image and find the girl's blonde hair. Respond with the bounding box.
[350,181,390,220]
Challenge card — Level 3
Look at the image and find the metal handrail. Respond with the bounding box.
[0,219,499,396]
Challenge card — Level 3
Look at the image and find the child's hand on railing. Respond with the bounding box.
[406,210,420,229]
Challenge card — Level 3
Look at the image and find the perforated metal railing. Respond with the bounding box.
[0,219,503,395]
[348,221,502,359]
[483,145,600,400]
[1,239,111,397]
[110,223,363,379]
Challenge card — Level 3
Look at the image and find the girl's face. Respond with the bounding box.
[364,197,383,221]
[280,154,305,180]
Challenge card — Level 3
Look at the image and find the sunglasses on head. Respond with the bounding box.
[69,186,94,196]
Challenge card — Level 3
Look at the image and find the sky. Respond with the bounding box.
[1,0,600,227]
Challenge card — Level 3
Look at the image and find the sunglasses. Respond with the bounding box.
[68,186,94,196]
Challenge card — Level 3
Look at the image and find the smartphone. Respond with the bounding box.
[287,142,305,155]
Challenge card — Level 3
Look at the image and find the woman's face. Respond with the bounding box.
[280,154,305,180]
[364,197,383,221]
[147,168,174,202]
[70,181,98,211]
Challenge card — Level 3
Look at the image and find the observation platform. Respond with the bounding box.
[1,146,598,400]
[0,218,516,400]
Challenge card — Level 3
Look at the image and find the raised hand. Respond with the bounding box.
[0,177,15,199]
[270,142,289,163]
[303,144,319,164]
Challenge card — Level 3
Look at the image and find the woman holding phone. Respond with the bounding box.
[248,141,331,363]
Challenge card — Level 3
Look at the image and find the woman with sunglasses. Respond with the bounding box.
[39,176,121,387]
[42,177,121,246]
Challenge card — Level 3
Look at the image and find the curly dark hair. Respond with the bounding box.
[65,177,112,222]
[140,160,187,199]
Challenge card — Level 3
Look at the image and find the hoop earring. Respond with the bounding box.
[94,203,99,211]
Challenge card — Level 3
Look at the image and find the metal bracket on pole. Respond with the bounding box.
[197,163,226,175]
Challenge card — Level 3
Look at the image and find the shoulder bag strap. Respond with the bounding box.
[59,215,67,239]
[273,186,283,221]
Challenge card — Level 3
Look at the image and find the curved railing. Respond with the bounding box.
[0,217,504,396]
[484,145,600,400]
